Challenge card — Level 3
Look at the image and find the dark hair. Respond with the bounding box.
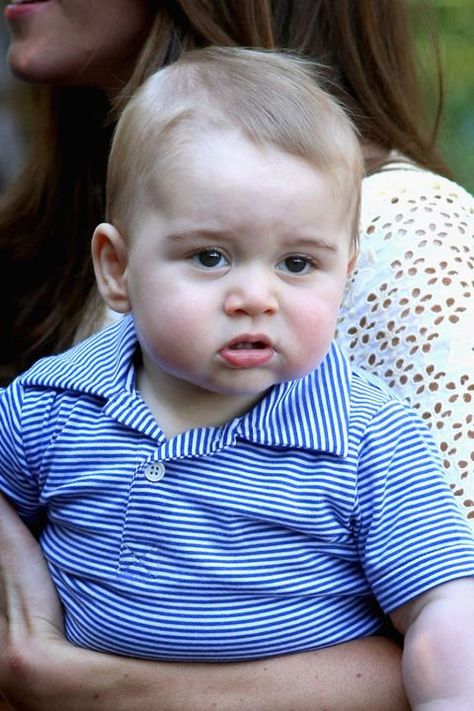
[0,0,448,383]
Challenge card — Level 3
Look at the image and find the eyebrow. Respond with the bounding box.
[165,230,339,252]
[165,228,240,241]
[283,236,339,253]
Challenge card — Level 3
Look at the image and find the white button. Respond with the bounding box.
[144,461,165,482]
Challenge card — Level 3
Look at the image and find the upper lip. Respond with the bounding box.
[223,334,273,350]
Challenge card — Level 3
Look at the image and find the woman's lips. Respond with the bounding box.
[219,336,275,368]
[5,0,51,21]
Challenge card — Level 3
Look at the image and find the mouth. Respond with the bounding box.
[219,335,275,368]
[5,0,51,19]
[227,336,271,351]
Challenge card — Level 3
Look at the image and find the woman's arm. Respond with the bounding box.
[0,495,408,711]
[1,640,408,711]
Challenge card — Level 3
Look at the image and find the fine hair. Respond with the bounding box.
[107,47,363,245]
[0,0,447,383]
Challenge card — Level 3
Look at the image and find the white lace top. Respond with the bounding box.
[337,162,474,526]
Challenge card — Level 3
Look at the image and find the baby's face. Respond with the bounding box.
[125,130,355,405]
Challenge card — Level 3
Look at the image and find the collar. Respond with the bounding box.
[236,346,351,456]
[21,315,351,456]
[22,314,139,399]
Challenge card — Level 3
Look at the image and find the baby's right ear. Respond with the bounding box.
[91,223,131,313]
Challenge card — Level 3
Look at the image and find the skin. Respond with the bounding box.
[4,0,154,92]
[93,129,356,437]
[391,580,474,709]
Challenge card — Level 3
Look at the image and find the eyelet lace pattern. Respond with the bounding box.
[337,164,474,526]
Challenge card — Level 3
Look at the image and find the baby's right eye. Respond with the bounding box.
[191,249,228,269]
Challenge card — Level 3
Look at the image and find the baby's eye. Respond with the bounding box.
[276,255,314,274]
[191,249,228,269]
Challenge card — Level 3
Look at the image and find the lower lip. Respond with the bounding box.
[219,346,275,368]
[4,1,50,21]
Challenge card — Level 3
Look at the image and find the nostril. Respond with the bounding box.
[224,290,278,316]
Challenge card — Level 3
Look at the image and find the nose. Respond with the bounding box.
[223,272,278,317]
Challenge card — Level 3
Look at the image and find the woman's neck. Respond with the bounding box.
[361,142,391,170]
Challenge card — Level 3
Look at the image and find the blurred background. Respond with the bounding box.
[415,0,474,193]
[0,0,473,194]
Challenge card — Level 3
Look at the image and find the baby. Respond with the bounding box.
[1,48,474,709]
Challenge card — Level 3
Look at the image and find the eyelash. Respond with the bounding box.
[275,255,317,274]
[189,249,318,274]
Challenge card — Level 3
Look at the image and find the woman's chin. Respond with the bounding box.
[7,43,87,86]
[7,42,54,84]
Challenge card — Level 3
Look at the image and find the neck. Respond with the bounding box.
[136,367,264,440]
[361,141,391,170]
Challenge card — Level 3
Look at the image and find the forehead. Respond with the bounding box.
[136,128,353,244]
[147,127,338,203]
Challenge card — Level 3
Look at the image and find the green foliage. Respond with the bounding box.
[415,0,474,193]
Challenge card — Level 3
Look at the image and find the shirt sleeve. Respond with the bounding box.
[337,167,474,526]
[353,398,474,614]
[0,380,43,521]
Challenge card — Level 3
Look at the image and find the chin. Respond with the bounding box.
[7,45,89,86]
[8,47,51,84]
[216,378,278,398]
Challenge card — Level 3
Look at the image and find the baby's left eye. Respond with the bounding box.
[276,256,313,274]
[191,249,228,269]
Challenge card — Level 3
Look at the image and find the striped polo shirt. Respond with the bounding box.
[1,314,473,661]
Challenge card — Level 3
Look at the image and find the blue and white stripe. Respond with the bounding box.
[1,314,473,661]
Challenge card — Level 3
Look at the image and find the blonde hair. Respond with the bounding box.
[106,47,363,245]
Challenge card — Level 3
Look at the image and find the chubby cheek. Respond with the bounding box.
[131,286,214,374]
[285,303,339,377]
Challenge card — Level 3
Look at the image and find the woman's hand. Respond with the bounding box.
[0,494,64,635]
[0,493,65,709]
[0,493,408,710]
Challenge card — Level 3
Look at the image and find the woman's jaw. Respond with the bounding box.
[4,0,154,91]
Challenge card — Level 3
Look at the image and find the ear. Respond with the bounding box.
[91,223,131,313]
[347,243,358,276]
